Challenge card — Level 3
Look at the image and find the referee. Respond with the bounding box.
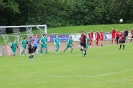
[28,37,34,61]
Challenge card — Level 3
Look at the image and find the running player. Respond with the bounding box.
[32,34,39,53]
[38,34,48,55]
[21,38,28,56]
[63,36,74,53]
[119,30,126,50]
[10,39,18,56]
[54,34,60,53]
[100,30,104,46]
[28,37,34,61]
[79,31,86,57]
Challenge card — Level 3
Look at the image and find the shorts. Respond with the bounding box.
[66,44,72,48]
[80,43,86,48]
[33,46,37,53]
[22,46,26,50]
[56,45,59,49]
[131,36,133,38]
[28,48,33,54]
[12,48,16,53]
[119,40,125,44]
[40,44,47,49]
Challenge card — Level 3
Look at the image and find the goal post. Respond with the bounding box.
[0,24,47,56]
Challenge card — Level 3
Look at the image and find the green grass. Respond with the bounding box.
[48,23,133,34]
[0,44,133,88]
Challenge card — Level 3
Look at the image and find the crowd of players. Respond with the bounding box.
[9,28,133,61]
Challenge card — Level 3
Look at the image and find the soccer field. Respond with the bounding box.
[0,44,133,88]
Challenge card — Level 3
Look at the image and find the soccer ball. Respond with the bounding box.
[119,19,123,23]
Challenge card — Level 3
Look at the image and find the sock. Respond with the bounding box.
[119,45,122,49]
[80,48,83,51]
[31,55,34,58]
[123,45,125,49]
[29,56,31,59]
[70,49,72,53]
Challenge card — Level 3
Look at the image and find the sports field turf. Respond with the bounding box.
[0,43,133,88]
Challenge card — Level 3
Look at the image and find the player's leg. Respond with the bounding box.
[70,45,73,53]
[64,44,69,52]
[55,45,59,53]
[119,41,122,50]
[123,41,125,50]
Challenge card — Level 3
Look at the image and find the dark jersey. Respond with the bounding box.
[80,34,86,44]
[28,40,33,49]
[120,33,126,41]
[124,30,128,37]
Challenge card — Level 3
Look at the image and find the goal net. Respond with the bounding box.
[0,25,47,56]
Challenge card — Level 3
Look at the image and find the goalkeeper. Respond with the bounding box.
[10,39,18,56]
[38,34,48,55]
[63,36,74,53]
[21,38,28,56]
[54,34,60,53]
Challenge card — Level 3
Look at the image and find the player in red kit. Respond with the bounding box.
[79,31,87,57]
[130,29,133,43]
[110,28,115,44]
[95,31,100,46]
[115,29,120,44]
[100,30,104,46]
[88,30,93,47]
[119,30,126,50]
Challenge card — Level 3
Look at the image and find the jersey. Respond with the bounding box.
[100,32,104,40]
[28,39,33,49]
[10,42,17,49]
[54,38,60,45]
[40,37,47,45]
[120,33,126,42]
[86,38,90,44]
[33,38,39,47]
[80,34,86,44]
[21,40,27,48]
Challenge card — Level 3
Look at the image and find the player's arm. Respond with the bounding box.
[10,43,13,48]
[54,38,56,45]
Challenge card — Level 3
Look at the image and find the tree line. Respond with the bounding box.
[0,0,133,27]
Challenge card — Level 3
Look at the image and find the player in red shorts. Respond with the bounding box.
[88,30,93,47]
[79,31,87,57]
[100,30,104,46]
[110,28,115,44]
[95,31,100,46]
[119,30,126,50]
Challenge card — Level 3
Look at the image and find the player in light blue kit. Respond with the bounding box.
[54,34,60,53]
[32,34,39,54]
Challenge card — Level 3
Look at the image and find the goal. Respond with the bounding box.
[0,25,47,56]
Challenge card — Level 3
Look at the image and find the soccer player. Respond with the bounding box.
[110,28,115,44]
[54,34,60,53]
[130,29,133,43]
[88,30,93,47]
[38,34,48,55]
[119,30,126,50]
[100,30,104,46]
[32,34,39,53]
[28,37,34,61]
[10,39,18,56]
[95,31,100,46]
[115,29,120,44]
[124,29,128,43]
[86,35,90,50]
[63,36,74,53]
[21,38,28,56]
[79,31,86,56]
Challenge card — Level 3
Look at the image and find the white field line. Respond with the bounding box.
[9,69,132,78]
